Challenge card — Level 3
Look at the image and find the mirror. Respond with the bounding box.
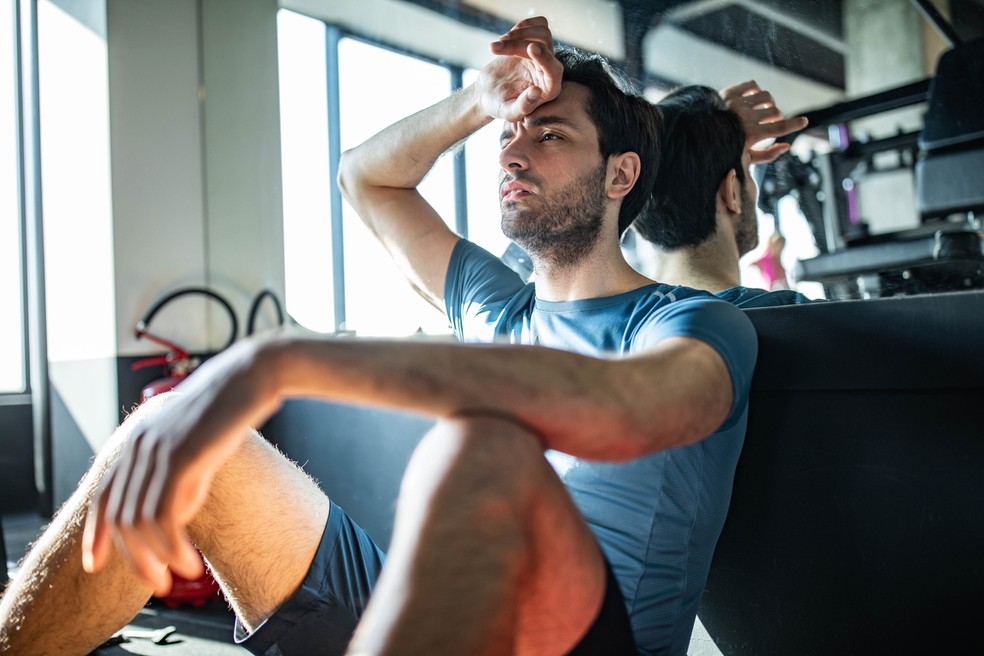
[282,0,984,299]
[280,0,984,310]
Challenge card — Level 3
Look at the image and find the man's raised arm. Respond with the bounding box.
[337,17,562,309]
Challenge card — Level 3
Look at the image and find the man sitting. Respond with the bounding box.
[0,18,755,656]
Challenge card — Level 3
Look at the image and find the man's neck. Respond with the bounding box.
[649,230,741,293]
[532,237,653,302]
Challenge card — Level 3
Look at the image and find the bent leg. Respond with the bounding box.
[0,398,163,656]
[0,393,329,656]
[188,429,329,632]
[348,415,607,656]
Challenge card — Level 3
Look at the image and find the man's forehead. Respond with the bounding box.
[534,82,591,118]
[502,82,593,132]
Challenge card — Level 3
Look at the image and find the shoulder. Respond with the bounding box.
[716,286,821,307]
[446,240,527,300]
[633,286,756,355]
[634,288,758,425]
[445,240,534,341]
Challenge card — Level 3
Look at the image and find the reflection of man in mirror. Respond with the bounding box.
[1,18,756,656]
[634,82,816,307]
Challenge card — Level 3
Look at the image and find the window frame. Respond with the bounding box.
[281,12,473,335]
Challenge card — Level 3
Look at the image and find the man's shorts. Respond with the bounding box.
[235,501,637,655]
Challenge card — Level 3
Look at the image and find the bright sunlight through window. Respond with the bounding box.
[337,37,455,337]
[0,0,26,393]
[277,10,334,333]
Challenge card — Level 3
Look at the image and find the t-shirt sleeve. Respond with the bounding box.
[444,240,526,339]
[634,296,758,430]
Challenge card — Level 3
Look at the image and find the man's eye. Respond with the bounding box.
[540,133,560,142]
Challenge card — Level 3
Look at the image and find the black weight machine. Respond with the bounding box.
[758,0,984,299]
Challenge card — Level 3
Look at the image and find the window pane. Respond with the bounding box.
[0,0,26,393]
[338,38,453,336]
[277,10,334,332]
[462,67,510,259]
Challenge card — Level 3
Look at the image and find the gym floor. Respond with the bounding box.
[3,512,248,655]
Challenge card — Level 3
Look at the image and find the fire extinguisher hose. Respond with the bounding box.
[135,286,239,352]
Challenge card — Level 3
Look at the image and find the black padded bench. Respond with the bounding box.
[699,289,984,654]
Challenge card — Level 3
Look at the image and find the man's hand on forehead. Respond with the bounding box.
[476,16,563,123]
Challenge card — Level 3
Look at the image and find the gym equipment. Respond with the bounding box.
[758,5,984,299]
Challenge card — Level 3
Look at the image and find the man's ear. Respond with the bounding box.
[718,168,742,215]
[606,152,642,200]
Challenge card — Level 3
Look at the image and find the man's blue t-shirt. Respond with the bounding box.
[444,240,758,655]
[716,285,817,307]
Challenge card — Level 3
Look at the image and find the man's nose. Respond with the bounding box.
[499,134,530,173]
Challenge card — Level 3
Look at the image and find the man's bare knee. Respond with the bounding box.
[401,415,546,513]
[429,415,544,473]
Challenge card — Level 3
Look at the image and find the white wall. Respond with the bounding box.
[108,0,209,355]
[200,0,285,339]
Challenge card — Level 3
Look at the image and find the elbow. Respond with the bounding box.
[613,433,653,462]
[600,417,667,462]
[677,403,731,448]
[649,340,735,451]
[667,388,733,449]
[336,149,358,203]
[624,384,732,456]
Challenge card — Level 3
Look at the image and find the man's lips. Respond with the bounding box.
[500,181,535,202]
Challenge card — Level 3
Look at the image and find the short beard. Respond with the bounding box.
[500,163,608,268]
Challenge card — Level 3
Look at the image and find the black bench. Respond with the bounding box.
[699,289,984,654]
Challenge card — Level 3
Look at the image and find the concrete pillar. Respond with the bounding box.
[200,0,285,326]
[843,0,928,235]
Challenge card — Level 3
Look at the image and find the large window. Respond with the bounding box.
[277,11,519,338]
[337,37,455,337]
[1,0,26,393]
[277,10,334,333]
[463,67,511,259]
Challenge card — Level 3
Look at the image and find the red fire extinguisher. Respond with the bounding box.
[131,287,239,608]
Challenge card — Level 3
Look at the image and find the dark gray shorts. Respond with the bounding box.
[235,501,635,655]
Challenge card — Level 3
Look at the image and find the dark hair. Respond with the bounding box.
[633,85,745,249]
[554,47,661,235]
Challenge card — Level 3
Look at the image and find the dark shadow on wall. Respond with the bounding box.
[48,383,97,512]
[116,353,431,550]
[0,403,35,513]
[260,400,433,550]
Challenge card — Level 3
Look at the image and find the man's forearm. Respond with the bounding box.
[260,334,732,462]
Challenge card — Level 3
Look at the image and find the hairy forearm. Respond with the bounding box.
[260,335,731,461]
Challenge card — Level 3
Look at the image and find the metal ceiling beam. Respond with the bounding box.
[617,0,694,83]
[664,0,846,54]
